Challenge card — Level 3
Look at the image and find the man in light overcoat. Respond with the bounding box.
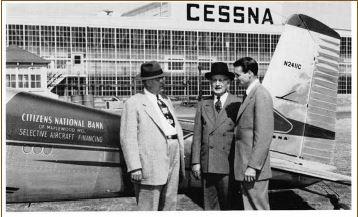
[120,61,185,211]
[191,62,241,210]
[233,57,274,210]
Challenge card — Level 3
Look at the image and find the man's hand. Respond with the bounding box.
[191,164,201,179]
[130,169,142,182]
[244,167,256,182]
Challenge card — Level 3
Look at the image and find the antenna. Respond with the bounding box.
[103,10,114,16]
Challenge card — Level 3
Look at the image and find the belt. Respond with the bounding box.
[166,134,178,139]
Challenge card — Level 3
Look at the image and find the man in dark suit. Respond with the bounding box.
[233,57,274,210]
[191,62,241,210]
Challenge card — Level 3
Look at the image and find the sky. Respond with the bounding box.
[280,2,351,30]
[5,2,145,17]
[4,1,352,30]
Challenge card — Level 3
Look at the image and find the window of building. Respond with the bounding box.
[116,61,131,96]
[248,33,259,60]
[10,75,16,88]
[236,33,247,59]
[131,29,144,59]
[158,30,171,60]
[23,74,29,88]
[72,26,86,53]
[198,62,210,71]
[74,55,82,64]
[271,34,280,56]
[41,25,56,58]
[56,26,70,58]
[338,74,351,94]
[6,74,17,88]
[117,28,130,59]
[211,32,223,60]
[8,24,24,47]
[25,25,40,56]
[340,37,351,63]
[6,75,10,87]
[102,28,116,59]
[198,32,210,57]
[259,34,271,62]
[172,31,184,56]
[145,29,158,60]
[185,31,197,61]
[346,37,351,60]
[88,27,102,59]
[223,32,235,61]
[102,61,116,96]
[30,74,41,88]
[185,62,199,96]
[18,74,24,88]
[168,62,184,71]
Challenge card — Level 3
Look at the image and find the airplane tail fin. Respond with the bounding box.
[262,14,340,165]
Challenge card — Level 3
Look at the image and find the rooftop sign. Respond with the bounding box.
[186,3,274,24]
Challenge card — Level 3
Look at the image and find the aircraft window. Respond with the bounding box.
[284,137,288,140]
[273,135,276,139]
[278,136,282,140]
[33,146,43,154]
[43,147,52,155]
[22,146,32,154]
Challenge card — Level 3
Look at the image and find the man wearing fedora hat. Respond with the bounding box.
[120,61,185,211]
[191,62,241,210]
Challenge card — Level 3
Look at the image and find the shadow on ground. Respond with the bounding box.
[182,187,314,210]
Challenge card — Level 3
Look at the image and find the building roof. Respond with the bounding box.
[121,2,168,17]
[5,3,351,37]
[6,45,50,65]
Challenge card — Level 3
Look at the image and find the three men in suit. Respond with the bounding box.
[120,61,185,211]
[191,62,241,210]
[233,57,274,210]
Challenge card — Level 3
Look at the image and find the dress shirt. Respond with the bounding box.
[213,91,229,108]
[246,79,260,95]
[144,88,177,136]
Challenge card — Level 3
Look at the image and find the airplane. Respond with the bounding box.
[5,14,351,207]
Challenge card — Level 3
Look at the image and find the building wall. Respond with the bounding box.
[6,67,47,92]
[6,24,352,97]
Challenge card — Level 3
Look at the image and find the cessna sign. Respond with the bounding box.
[187,3,274,24]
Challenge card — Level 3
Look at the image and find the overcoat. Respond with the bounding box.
[192,93,241,174]
[120,92,185,185]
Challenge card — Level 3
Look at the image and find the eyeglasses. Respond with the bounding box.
[211,79,229,83]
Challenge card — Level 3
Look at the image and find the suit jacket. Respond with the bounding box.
[120,92,185,185]
[234,84,274,181]
[192,93,241,174]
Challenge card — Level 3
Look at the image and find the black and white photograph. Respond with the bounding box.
[2,1,356,215]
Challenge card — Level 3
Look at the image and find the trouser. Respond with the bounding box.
[202,173,231,210]
[134,139,180,211]
[241,179,270,210]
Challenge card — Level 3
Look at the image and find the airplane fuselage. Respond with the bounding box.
[6,90,320,203]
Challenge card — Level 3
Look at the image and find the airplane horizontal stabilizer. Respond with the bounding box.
[271,153,351,186]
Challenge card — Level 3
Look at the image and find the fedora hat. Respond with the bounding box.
[205,62,235,80]
[136,61,167,80]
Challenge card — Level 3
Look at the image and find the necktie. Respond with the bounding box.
[243,92,247,102]
[215,95,222,113]
[157,95,175,128]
